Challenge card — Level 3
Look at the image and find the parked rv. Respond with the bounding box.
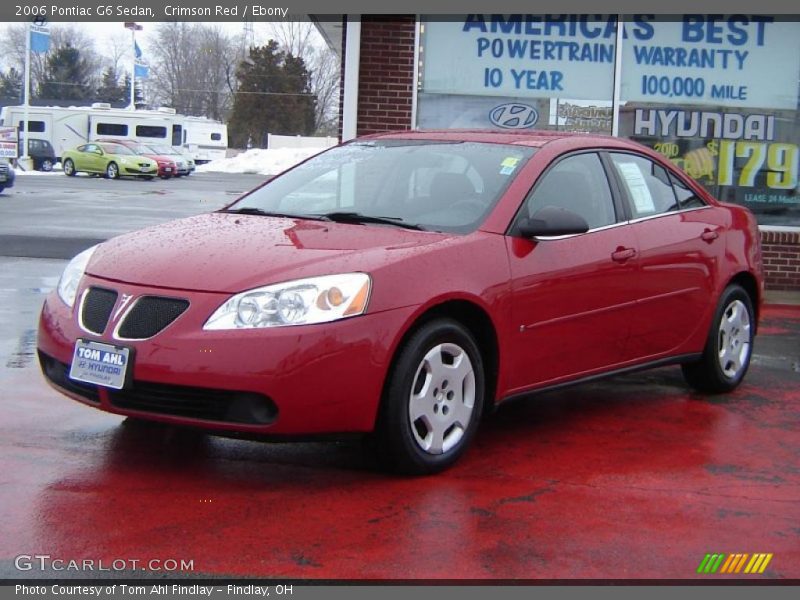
[0,104,227,166]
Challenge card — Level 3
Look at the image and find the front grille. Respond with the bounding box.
[117,296,189,339]
[109,383,277,425]
[38,351,100,403]
[80,287,118,334]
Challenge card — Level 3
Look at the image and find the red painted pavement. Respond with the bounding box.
[1,305,798,580]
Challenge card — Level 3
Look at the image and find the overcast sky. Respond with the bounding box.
[0,21,304,72]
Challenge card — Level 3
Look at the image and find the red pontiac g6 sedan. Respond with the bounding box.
[38,131,764,474]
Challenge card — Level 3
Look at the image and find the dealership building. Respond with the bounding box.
[315,14,800,292]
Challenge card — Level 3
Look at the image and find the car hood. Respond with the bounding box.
[87,212,450,293]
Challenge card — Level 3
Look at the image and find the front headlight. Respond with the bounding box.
[204,273,371,330]
[57,245,98,307]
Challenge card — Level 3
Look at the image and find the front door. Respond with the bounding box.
[505,152,640,392]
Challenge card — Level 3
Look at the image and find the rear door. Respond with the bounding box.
[607,152,725,359]
[505,151,640,392]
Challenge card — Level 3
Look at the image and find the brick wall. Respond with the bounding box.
[339,16,416,139]
[761,230,800,292]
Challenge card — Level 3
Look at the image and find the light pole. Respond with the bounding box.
[124,22,142,110]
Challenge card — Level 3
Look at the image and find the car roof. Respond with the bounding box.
[358,129,643,150]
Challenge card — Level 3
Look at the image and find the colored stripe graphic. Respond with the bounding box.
[710,554,725,573]
[698,553,773,574]
[720,554,736,573]
[758,554,773,573]
[734,554,749,573]
[697,554,712,574]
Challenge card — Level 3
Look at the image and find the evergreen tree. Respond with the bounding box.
[37,43,94,101]
[0,67,23,102]
[95,67,126,105]
[228,41,316,148]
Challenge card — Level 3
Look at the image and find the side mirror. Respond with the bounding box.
[517,206,590,238]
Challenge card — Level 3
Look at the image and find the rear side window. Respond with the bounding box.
[669,172,706,209]
[523,152,617,230]
[610,153,679,218]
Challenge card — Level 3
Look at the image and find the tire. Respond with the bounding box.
[41,159,54,172]
[143,176,155,181]
[682,284,755,394]
[373,318,485,475]
[105,162,119,179]
[63,159,76,176]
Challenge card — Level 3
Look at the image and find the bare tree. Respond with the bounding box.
[147,22,237,120]
[263,20,340,135]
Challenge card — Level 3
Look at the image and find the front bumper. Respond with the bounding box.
[37,274,413,435]
[123,166,157,177]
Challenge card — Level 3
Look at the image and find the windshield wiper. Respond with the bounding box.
[220,207,326,220]
[314,211,426,231]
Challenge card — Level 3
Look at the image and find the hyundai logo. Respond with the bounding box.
[489,103,539,130]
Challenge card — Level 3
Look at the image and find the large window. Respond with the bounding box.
[417,15,616,134]
[416,14,800,226]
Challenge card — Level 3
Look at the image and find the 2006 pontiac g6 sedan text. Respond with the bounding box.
[38,131,764,474]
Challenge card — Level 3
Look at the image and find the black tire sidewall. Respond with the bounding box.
[705,285,755,389]
[64,159,75,176]
[106,163,118,179]
[379,318,485,474]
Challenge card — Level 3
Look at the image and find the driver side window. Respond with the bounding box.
[523,153,617,230]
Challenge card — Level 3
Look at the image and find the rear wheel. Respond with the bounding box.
[374,318,484,475]
[105,162,119,179]
[63,159,76,176]
[682,284,754,393]
[40,159,54,172]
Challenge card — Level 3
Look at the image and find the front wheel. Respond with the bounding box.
[105,162,119,179]
[682,284,755,393]
[374,318,485,475]
[63,159,76,176]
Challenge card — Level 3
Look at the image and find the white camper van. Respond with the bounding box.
[181,116,228,163]
[0,104,228,164]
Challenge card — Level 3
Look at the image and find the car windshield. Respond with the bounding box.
[100,144,135,155]
[227,140,536,233]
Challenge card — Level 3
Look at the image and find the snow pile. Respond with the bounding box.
[13,162,63,175]
[196,147,324,176]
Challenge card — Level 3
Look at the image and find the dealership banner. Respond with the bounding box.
[620,16,800,110]
[422,15,618,101]
[0,126,18,159]
[422,15,800,111]
[621,106,799,211]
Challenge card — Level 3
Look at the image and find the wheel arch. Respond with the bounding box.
[726,270,760,333]
[381,297,501,420]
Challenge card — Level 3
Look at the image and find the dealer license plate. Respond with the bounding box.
[69,339,130,389]
[140,166,150,172]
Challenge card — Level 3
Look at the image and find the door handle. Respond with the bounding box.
[611,247,636,263]
[701,229,719,243]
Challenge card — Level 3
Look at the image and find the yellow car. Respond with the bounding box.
[62,142,157,180]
